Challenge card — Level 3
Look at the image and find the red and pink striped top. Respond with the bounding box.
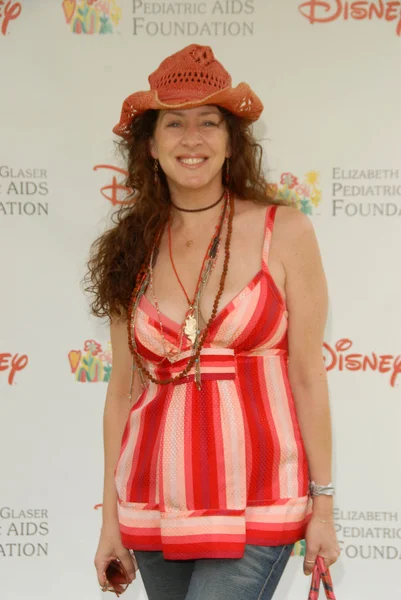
[115,204,313,560]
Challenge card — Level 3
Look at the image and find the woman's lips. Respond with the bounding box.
[176,157,208,169]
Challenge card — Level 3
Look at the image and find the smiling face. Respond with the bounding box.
[149,105,231,193]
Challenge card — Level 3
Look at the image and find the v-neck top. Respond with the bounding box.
[114,204,313,560]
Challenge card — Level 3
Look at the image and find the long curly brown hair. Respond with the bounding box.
[83,107,284,322]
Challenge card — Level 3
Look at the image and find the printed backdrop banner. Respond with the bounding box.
[1,1,400,599]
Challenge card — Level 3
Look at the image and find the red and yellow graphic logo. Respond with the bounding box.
[324,339,401,388]
[299,1,401,37]
[0,1,21,35]
[94,164,132,206]
[62,0,122,34]
[0,352,28,384]
[268,170,322,215]
[68,340,112,382]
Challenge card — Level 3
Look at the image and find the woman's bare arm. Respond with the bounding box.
[102,317,142,528]
[278,207,333,519]
[94,318,140,586]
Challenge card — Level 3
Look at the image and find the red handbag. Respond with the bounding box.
[308,555,336,599]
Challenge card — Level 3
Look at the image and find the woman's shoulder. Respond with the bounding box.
[254,202,317,261]
[273,205,322,275]
[235,198,313,235]
[274,203,314,242]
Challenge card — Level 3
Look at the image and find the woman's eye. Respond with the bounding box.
[166,120,219,128]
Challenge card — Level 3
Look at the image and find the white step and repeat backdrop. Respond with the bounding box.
[1,1,400,599]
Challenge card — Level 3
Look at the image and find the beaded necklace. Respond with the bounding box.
[149,204,228,366]
[167,193,228,346]
[127,189,234,390]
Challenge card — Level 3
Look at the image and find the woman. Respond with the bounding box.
[86,44,340,599]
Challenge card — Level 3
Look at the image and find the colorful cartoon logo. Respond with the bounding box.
[62,0,122,34]
[68,340,112,382]
[324,338,401,388]
[93,164,132,206]
[298,1,401,38]
[269,170,322,215]
[0,1,21,35]
[0,352,28,384]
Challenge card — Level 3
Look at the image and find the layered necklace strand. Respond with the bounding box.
[167,194,227,346]
[148,212,227,367]
[127,189,234,389]
[148,191,227,366]
[170,189,225,213]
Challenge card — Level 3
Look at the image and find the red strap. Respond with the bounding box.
[308,556,336,600]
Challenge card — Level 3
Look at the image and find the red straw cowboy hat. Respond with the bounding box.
[113,44,264,139]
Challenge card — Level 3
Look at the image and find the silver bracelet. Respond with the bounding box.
[309,480,335,496]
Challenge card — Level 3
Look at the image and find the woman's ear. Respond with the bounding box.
[149,137,158,160]
[225,137,232,159]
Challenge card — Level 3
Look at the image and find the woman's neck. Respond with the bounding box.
[168,182,226,229]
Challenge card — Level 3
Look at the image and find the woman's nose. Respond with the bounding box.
[180,123,203,146]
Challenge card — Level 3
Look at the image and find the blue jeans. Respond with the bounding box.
[134,543,294,600]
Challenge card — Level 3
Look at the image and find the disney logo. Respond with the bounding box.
[298,1,401,36]
[0,1,22,35]
[93,164,133,206]
[323,339,401,388]
[0,352,28,385]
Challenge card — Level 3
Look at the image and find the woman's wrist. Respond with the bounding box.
[311,494,334,519]
[101,519,121,536]
[101,504,119,532]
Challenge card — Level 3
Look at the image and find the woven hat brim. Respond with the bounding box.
[112,82,263,139]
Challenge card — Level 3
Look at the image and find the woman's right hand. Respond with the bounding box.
[94,522,138,589]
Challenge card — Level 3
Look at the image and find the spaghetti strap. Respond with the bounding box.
[262,204,279,269]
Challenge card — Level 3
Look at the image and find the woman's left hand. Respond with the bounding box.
[303,516,341,575]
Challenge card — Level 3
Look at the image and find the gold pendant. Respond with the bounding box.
[184,312,197,345]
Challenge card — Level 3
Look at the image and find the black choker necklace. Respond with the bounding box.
[170,189,226,213]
